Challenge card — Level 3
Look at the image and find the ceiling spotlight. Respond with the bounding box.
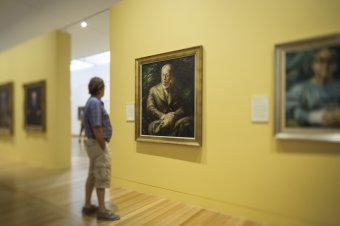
[80,21,87,28]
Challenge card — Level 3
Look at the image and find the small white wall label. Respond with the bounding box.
[126,104,135,122]
[251,95,269,123]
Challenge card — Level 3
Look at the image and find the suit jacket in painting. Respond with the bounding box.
[146,83,193,137]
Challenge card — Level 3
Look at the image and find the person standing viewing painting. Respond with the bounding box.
[82,77,120,221]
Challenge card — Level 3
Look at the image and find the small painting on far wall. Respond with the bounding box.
[0,82,14,135]
[24,80,46,131]
[78,106,85,121]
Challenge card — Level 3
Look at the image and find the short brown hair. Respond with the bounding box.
[88,77,104,95]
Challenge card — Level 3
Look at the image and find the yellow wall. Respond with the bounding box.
[0,31,71,168]
[109,0,340,226]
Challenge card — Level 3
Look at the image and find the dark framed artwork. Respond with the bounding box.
[23,80,46,131]
[135,46,203,146]
[78,106,85,120]
[275,33,340,142]
[0,82,14,135]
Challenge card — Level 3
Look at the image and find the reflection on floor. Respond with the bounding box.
[0,138,269,226]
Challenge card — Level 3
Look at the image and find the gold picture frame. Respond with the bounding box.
[0,82,14,135]
[23,80,46,132]
[274,33,340,142]
[135,46,203,146]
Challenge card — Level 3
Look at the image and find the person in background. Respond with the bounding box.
[82,77,120,221]
[78,108,85,143]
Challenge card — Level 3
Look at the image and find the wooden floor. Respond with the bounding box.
[0,138,269,226]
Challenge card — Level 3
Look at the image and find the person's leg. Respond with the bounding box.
[85,178,95,208]
[81,124,85,142]
[79,128,82,143]
[87,141,119,221]
[82,139,98,215]
[85,145,95,207]
[95,172,120,221]
[93,146,119,221]
[96,188,106,212]
[79,123,84,143]
[94,152,110,213]
[96,186,120,221]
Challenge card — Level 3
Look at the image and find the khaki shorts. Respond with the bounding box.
[85,138,111,188]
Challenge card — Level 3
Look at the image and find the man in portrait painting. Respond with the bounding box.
[145,63,194,137]
[286,47,340,128]
[26,88,42,126]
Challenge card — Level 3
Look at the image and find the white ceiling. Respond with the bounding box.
[0,0,119,59]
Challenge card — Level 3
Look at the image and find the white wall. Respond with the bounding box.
[70,63,110,135]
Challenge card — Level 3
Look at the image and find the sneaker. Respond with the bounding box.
[82,205,98,216]
[97,211,120,221]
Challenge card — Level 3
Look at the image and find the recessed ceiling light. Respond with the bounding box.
[80,21,88,28]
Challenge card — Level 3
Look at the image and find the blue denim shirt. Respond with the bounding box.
[84,96,112,140]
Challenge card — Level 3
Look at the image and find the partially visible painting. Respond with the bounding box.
[135,46,203,146]
[24,80,46,131]
[0,82,14,135]
[275,33,340,142]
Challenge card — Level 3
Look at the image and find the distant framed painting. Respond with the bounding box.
[0,82,14,135]
[274,33,340,142]
[23,80,46,131]
[78,106,85,120]
[135,46,203,146]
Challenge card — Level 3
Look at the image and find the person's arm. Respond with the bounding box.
[92,126,106,150]
[147,87,164,119]
[286,83,336,126]
[171,92,185,119]
[286,84,313,125]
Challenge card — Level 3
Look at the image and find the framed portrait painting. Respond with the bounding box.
[274,33,340,142]
[135,46,203,146]
[23,80,46,131]
[0,82,14,135]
